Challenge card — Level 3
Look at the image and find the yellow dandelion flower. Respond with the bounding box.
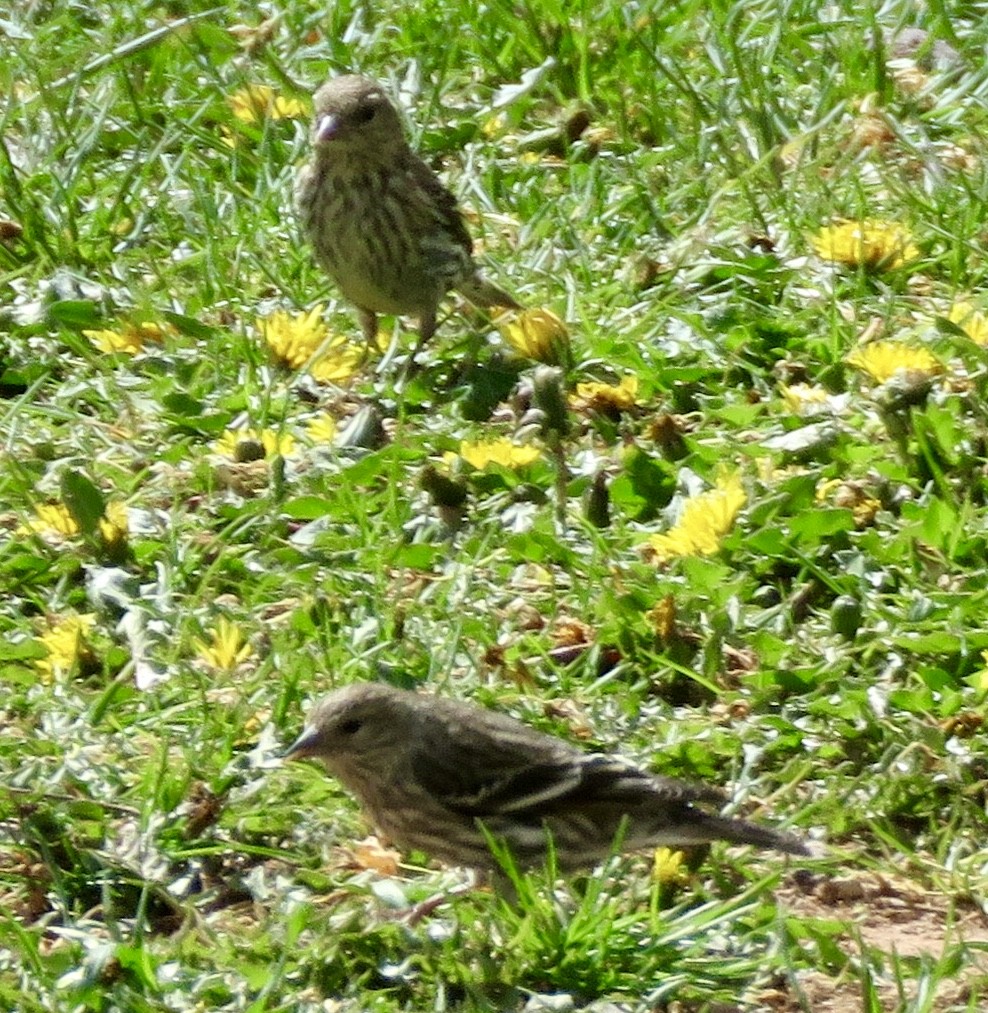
[481,113,506,138]
[193,616,253,670]
[213,428,296,459]
[258,306,328,367]
[572,375,640,413]
[459,437,541,470]
[257,430,295,457]
[811,220,919,271]
[305,412,338,443]
[19,500,129,544]
[947,302,988,345]
[85,328,144,355]
[83,321,165,355]
[648,471,746,563]
[270,95,307,119]
[229,84,306,124]
[20,503,79,537]
[308,342,364,383]
[846,341,941,383]
[35,613,98,681]
[969,651,988,695]
[98,501,129,547]
[814,478,841,504]
[499,308,570,364]
[652,847,689,886]
[257,306,362,383]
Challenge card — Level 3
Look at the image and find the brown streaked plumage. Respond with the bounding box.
[285,682,814,873]
[295,75,519,357]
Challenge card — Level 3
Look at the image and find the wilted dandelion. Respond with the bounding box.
[779,383,830,414]
[649,596,678,644]
[778,383,850,418]
[937,144,977,173]
[816,479,881,527]
[891,66,930,96]
[849,112,896,151]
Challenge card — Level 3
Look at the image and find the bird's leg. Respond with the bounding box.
[407,309,436,366]
[401,869,484,925]
[357,308,378,365]
[394,309,436,388]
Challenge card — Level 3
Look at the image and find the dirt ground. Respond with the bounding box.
[757,868,988,1012]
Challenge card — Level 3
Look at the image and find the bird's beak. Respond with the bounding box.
[315,114,342,144]
[283,725,321,761]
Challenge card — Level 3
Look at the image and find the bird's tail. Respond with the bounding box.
[641,809,816,857]
[710,812,815,856]
[458,273,521,310]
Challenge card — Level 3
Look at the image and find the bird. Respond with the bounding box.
[295,74,520,361]
[284,682,813,874]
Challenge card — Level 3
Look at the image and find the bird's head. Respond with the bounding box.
[284,682,414,772]
[310,75,406,155]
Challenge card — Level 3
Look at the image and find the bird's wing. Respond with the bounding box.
[544,756,726,812]
[395,152,477,290]
[408,156,473,254]
[406,159,518,307]
[412,742,713,819]
[409,732,584,817]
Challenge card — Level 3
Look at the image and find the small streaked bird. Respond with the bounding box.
[284,683,812,873]
[295,74,520,358]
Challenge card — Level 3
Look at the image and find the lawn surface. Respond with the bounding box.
[2,1,988,1010]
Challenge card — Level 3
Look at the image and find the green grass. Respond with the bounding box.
[3,0,988,1009]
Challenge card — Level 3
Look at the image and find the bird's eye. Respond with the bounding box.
[351,104,377,125]
[339,718,362,735]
